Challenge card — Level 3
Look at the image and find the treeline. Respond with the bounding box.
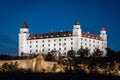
[0,54,37,60]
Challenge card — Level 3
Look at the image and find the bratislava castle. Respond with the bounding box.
[19,21,107,56]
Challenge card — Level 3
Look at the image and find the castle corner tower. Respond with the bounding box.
[19,22,30,56]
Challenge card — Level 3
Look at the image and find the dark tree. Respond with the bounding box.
[67,50,76,58]
[45,52,55,61]
[92,48,102,57]
[77,47,89,57]
[106,48,116,57]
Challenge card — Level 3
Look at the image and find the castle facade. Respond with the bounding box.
[19,21,107,56]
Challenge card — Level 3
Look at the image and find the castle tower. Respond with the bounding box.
[72,20,82,36]
[19,22,30,56]
[100,27,107,41]
[72,20,82,51]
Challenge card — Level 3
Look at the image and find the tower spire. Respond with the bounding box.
[21,22,28,28]
[101,27,106,31]
[74,20,80,25]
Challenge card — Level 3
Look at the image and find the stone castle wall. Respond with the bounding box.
[0,55,57,72]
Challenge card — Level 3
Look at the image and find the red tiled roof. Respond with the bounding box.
[21,22,28,28]
[74,20,80,25]
[82,32,101,40]
[101,27,106,31]
[28,31,102,40]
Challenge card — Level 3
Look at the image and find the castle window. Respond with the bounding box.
[48,40,50,42]
[36,41,38,43]
[42,49,44,52]
[54,48,56,50]
[85,39,87,41]
[30,41,32,44]
[98,46,99,48]
[71,47,73,50]
[102,47,104,49]
[71,42,73,45]
[30,45,32,48]
[85,43,87,46]
[97,41,99,44]
[81,38,83,41]
[59,43,61,46]
[89,40,91,42]
[64,47,66,50]
[64,43,66,45]
[30,50,32,53]
[54,44,56,46]
[54,39,56,42]
[81,43,83,45]
[93,45,95,47]
[48,44,50,46]
[42,40,44,43]
[64,38,66,41]
[36,45,38,47]
[71,38,73,40]
[36,50,38,52]
[42,44,44,47]
[59,48,61,50]
[59,39,61,41]
[93,40,95,43]
[48,48,50,51]
[89,44,91,47]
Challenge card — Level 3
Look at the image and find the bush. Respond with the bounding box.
[0,61,18,72]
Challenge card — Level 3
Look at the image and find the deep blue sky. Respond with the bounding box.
[0,0,120,56]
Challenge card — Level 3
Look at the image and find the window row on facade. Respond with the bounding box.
[30,47,73,53]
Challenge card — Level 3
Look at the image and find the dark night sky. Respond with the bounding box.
[0,0,120,56]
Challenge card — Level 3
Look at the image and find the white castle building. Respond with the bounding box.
[18,21,107,56]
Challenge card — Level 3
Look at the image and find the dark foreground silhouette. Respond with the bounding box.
[0,70,120,80]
